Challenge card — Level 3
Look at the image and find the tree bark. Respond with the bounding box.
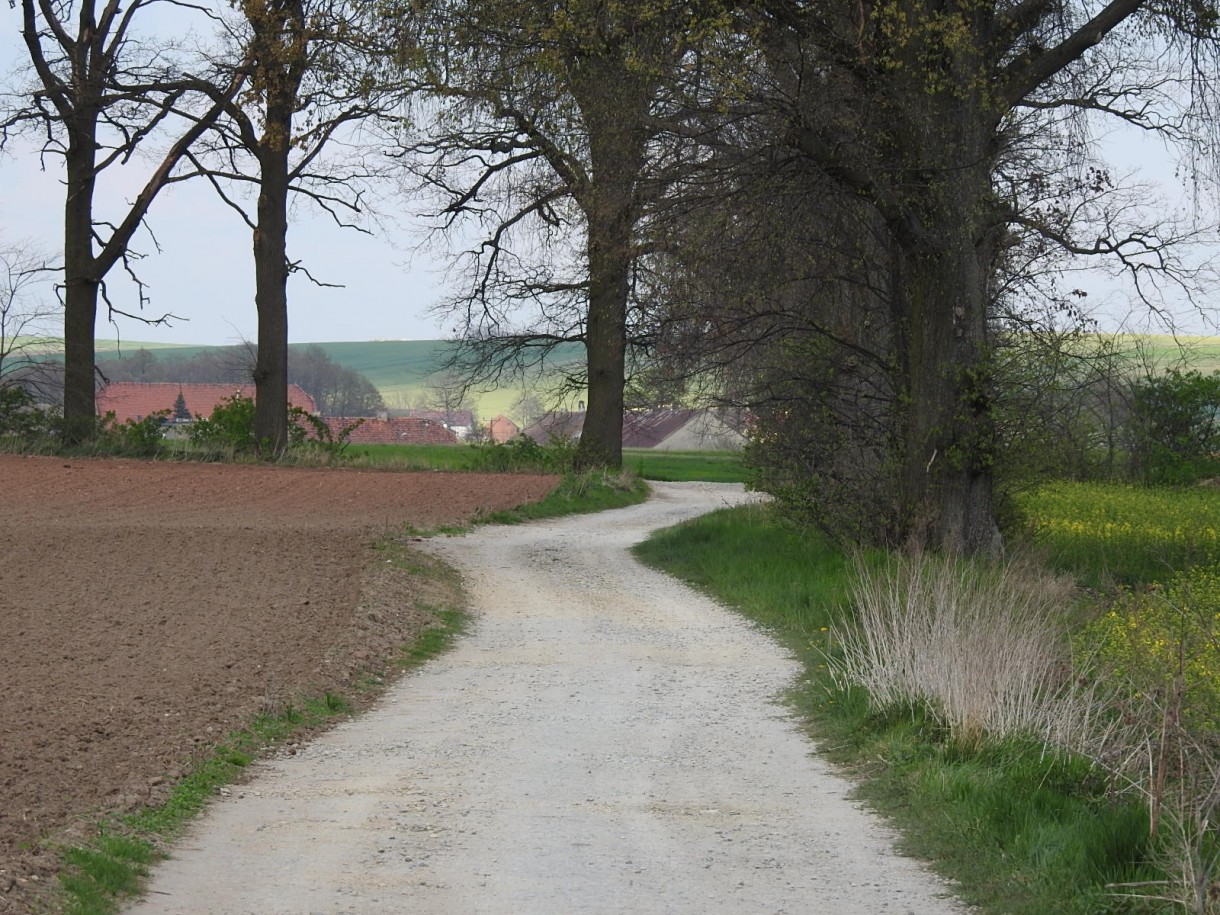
[893,238,1001,555]
[251,128,292,455]
[579,214,631,468]
[248,0,304,457]
[61,116,101,443]
[571,62,648,470]
[885,84,1004,554]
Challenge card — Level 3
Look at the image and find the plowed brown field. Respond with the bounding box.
[0,454,557,912]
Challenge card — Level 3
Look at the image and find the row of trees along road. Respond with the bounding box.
[4,1,1220,553]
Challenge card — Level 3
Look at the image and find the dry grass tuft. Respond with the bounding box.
[834,551,1080,742]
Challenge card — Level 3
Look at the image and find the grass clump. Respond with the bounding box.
[836,552,1079,743]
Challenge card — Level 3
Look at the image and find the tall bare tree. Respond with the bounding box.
[180,0,398,452]
[3,0,247,440]
[400,0,729,468]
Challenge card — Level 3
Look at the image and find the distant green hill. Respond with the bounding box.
[1099,334,1220,374]
[90,339,585,421]
[71,332,1220,421]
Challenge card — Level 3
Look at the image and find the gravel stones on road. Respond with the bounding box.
[126,482,966,915]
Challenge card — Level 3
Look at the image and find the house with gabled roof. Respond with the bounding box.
[521,410,585,446]
[521,407,744,451]
[96,382,317,424]
[485,415,521,443]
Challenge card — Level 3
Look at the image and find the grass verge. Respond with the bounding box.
[622,448,749,483]
[51,460,644,914]
[478,468,648,524]
[53,537,467,915]
[633,503,1161,914]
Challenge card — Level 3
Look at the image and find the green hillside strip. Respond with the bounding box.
[82,339,585,417]
[296,341,453,387]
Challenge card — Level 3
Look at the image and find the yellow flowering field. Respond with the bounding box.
[1018,481,1220,585]
[1081,565,1220,732]
[1021,481,1220,730]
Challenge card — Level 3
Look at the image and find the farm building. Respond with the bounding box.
[485,415,521,443]
[645,409,745,451]
[404,409,475,440]
[96,382,317,423]
[522,408,744,451]
[521,410,586,446]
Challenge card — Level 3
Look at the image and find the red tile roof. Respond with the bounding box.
[319,416,459,445]
[96,382,318,423]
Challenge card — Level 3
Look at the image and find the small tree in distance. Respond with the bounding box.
[0,240,58,397]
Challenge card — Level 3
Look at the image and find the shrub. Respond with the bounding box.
[188,394,256,453]
[1128,369,1220,485]
[288,407,363,461]
[105,410,170,456]
[467,435,577,473]
[0,385,55,438]
[1082,565,1220,735]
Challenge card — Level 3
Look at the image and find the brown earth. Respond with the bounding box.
[0,454,558,913]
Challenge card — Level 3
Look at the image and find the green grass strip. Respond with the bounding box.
[478,469,648,524]
[633,503,1162,915]
[53,543,467,915]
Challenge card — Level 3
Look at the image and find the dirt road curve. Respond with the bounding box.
[127,483,965,915]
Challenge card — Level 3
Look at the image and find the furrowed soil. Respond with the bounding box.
[0,454,557,914]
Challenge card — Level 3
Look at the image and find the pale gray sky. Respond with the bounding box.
[2,9,1217,347]
[0,119,455,346]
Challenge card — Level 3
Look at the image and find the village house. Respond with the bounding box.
[96,382,317,424]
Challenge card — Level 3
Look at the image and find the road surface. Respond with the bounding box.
[126,482,965,915]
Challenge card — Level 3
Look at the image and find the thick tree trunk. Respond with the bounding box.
[252,156,291,455]
[251,89,294,456]
[579,222,630,468]
[61,128,100,443]
[571,66,648,471]
[881,67,1003,554]
[894,236,1001,555]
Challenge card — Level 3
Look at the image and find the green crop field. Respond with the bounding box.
[1096,333,1220,373]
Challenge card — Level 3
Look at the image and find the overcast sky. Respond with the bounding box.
[0,110,456,346]
[2,11,1218,348]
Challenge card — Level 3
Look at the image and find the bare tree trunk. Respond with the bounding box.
[887,92,1003,554]
[248,0,302,459]
[252,136,291,455]
[572,66,648,471]
[894,237,1001,555]
[579,218,630,468]
[61,124,100,443]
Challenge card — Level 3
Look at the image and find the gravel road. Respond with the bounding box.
[126,482,965,914]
